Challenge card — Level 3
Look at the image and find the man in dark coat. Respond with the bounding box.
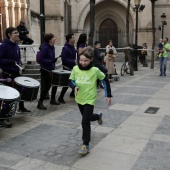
[17,20,34,45]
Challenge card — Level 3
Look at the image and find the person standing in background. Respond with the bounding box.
[158,37,170,76]
[17,20,34,45]
[58,33,77,104]
[105,40,117,55]
[77,33,87,56]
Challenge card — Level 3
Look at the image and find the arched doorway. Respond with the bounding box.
[99,19,118,48]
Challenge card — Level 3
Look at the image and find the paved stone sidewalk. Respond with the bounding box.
[0,62,170,170]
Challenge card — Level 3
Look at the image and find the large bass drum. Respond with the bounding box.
[14,77,40,101]
[0,85,20,119]
[51,70,71,87]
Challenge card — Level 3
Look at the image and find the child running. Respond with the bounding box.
[69,46,112,155]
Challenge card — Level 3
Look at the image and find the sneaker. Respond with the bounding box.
[0,120,12,128]
[58,98,66,104]
[98,112,103,125]
[78,145,89,155]
[70,93,75,98]
[50,99,60,105]
[18,107,31,113]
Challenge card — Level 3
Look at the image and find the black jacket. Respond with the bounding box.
[17,25,29,38]
[93,48,104,66]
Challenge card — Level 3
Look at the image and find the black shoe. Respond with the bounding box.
[37,101,47,110]
[18,107,31,113]
[58,98,66,104]
[70,93,75,98]
[0,120,12,128]
[44,95,50,100]
[50,99,60,105]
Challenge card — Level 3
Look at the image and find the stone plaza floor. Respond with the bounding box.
[0,61,170,170]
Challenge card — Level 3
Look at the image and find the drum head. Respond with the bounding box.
[0,85,20,100]
[14,76,40,87]
[52,70,71,74]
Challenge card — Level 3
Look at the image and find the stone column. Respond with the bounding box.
[8,0,15,26]
[21,0,27,21]
[0,0,9,29]
[14,0,21,26]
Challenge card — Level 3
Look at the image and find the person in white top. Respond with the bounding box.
[105,40,117,55]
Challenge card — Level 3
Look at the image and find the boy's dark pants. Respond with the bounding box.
[78,104,99,146]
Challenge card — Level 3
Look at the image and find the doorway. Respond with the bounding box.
[99,19,118,48]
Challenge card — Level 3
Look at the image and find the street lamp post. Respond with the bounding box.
[133,0,145,71]
[40,0,45,44]
[160,13,167,39]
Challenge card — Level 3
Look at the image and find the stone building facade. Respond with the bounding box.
[0,0,170,49]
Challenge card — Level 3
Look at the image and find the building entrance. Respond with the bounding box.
[99,18,118,48]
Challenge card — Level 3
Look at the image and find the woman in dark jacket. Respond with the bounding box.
[77,33,87,56]
[37,33,60,110]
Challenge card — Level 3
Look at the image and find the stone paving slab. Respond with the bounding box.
[0,124,107,167]
[96,134,148,156]
[109,103,140,112]
[129,80,168,88]
[131,140,170,170]
[98,94,150,106]
[154,115,170,136]
[73,147,138,170]
[56,108,133,128]
[114,86,158,95]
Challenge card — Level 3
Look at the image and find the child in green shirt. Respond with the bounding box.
[69,46,112,155]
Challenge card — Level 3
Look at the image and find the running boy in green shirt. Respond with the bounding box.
[69,46,112,155]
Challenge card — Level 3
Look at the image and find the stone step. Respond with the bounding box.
[23,69,40,74]
[21,73,40,80]
[25,64,40,69]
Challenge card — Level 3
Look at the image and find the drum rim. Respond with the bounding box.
[52,70,71,73]
[14,76,40,87]
[0,85,20,100]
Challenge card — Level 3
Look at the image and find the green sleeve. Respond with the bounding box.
[97,68,105,80]
[69,67,75,80]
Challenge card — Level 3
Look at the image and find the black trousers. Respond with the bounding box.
[39,68,57,102]
[1,71,24,111]
[78,104,99,146]
[58,67,74,99]
[20,36,34,45]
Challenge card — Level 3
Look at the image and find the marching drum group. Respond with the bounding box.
[0,25,113,155]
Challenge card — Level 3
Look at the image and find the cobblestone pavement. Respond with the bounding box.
[1,61,170,170]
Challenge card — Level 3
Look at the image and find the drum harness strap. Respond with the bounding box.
[63,65,71,71]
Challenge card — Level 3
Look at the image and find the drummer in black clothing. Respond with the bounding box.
[37,33,60,110]
[0,27,31,126]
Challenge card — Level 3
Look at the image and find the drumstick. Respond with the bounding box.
[15,63,24,71]
[0,78,12,82]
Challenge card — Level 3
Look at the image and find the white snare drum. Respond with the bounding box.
[51,70,71,87]
[0,85,20,119]
[14,77,40,101]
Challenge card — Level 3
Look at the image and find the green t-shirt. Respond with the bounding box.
[69,66,105,105]
[163,43,170,57]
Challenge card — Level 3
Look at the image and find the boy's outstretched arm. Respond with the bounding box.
[101,76,112,106]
